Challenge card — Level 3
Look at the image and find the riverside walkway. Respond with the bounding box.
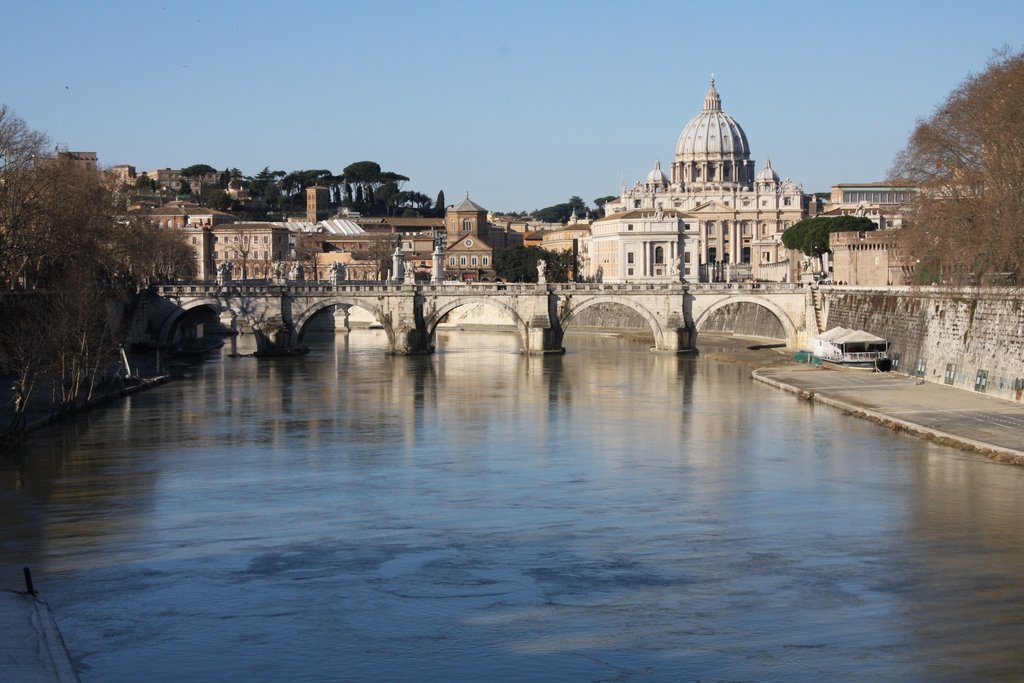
[753,364,1024,465]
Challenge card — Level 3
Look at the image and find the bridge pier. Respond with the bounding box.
[525,323,565,355]
[333,305,350,334]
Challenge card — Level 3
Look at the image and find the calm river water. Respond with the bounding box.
[1,330,1023,682]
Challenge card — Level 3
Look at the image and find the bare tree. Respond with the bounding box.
[1,106,197,448]
[891,49,1024,284]
[354,233,398,280]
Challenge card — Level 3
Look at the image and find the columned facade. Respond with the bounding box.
[600,79,807,282]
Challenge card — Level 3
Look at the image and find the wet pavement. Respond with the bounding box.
[754,364,1024,464]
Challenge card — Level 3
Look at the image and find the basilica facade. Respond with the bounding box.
[593,79,808,282]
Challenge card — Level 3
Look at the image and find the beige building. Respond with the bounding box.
[142,201,235,230]
[586,209,697,282]
[825,181,916,230]
[831,229,912,286]
[56,150,98,173]
[824,181,917,285]
[601,80,808,282]
[443,195,522,281]
[209,222,291,280]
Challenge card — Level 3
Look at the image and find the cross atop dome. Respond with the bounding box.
[704,76,721,112]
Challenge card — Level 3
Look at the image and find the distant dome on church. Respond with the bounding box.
[675,79,750,159]
[756,158,780,183]
[646,160,669,186]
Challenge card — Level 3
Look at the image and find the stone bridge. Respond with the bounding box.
[147,281,817,355]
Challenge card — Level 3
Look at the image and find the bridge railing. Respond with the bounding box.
[155,280,811,297]
[687,282,807,293]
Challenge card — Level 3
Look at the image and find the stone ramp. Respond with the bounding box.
[0,590,79,682]
[753,365,1024,464]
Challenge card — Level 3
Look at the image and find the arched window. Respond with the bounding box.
[654,246,664,264]
[462,219,472,232]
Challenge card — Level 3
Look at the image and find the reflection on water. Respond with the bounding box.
[2,330,1024,682]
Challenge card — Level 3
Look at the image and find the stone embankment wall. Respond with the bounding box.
[823,287,1024,402]
[699,302,787,340]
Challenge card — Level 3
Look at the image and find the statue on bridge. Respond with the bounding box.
[327,261,346,284]
[217,260,233,285]
[536,258,546,284]
[289,261,305,282]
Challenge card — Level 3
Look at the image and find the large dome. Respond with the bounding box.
[675,79,750,159]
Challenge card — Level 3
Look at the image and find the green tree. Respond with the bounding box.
[434,190,446,217]
[594,195,618,217]
[532,196,590,224]
[782,215,877,269]
[246,167,285,206]
[493,245,576,282]
[207,189,232,211]
[181,163,217,177]
[135,175,157,192]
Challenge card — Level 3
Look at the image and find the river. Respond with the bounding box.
[1,330,1023,682]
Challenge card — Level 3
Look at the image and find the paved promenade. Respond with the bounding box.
[0,590,79,682]
[753,364,1024,465]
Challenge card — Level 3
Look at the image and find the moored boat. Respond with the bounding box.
[812,327,889,371]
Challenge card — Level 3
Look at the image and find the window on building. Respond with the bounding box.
[471,255,478,266]
[741,247,751,264]
[482,256,489,266]
[462,219,471,232]
[449,256,456,266]
[460,256,467,266]
[784,197,792,206]
[627,252,634,264]
[741,222,751,237]
[683,252,691,263]
[654,246,664,264]
[627,268,634,276]
[633,200,641,208]
[627,224,633,231]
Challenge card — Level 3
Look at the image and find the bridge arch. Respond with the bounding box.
[558,296,669,350]
[291,297,394,349]
[423,296,531,352]
[692,295,799,348]
[158,298,227,346]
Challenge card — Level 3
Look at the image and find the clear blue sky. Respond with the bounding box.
[4,0,1021,212]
